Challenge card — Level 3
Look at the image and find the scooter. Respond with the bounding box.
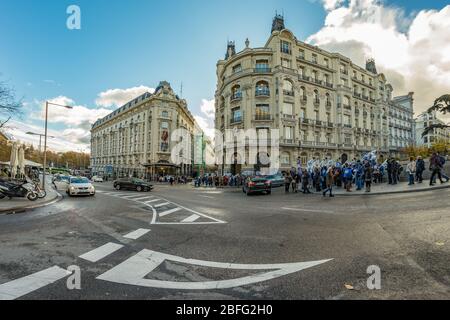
[0,179,39,201]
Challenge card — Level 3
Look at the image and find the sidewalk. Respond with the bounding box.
[0,181,62,215]
[323,181,450,196]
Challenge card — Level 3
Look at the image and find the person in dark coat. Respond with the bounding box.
[364,162,373,192]
[415,156,425,183]
[429,153,444,186]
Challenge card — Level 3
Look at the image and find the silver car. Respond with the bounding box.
[66,176,95,197]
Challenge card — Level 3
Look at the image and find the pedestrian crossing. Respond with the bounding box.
[95,190,226,225]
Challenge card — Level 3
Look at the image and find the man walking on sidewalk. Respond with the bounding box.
[416,156,425,183]
[429,153,444,186]
[323,166,336,197]
[406,157,416,185]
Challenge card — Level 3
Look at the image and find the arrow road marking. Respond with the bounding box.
[97,249,333,290]
[0,266,71,300]
[79,242,124,263]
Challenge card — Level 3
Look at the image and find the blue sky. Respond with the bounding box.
[1,0,449,151]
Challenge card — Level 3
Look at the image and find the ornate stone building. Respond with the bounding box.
[415,110,450,147]
[388,92,415,157]
[215,15,413,174]
[91,81,200,179]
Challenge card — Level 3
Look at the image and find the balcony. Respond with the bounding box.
[283,90,295,97]
[299,75,310,82]
[282,114,296,121]
[315,120,323,126]
[300,95,307,104]
[343,104,351,110]
[313,79,322,85]
[301,118,309,124]
[341,70,348,75]
[362,95,369,101]
[230,117,242,125]
[327,122,333,127]
[343,124,352,129]
[353,93,361,98]
[255,89,270,97]
[254,114,272,121]
[325,82,333,89]
[254,67,271,73]
[337,103,342,109]
[230,92,242,102]
[281,139,296,145]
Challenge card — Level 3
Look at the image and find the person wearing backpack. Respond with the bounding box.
[429,153,444,186]
[415,156,425,183]
[437,153,449,183]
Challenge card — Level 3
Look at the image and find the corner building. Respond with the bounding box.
[215,15,412,174]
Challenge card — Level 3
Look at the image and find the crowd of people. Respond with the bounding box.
[157,151,449,197]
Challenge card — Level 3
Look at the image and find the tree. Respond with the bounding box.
[0,80,23,128]
[422,94,450,137]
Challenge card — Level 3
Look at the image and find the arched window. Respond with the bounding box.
[231,85,242,100]
[283,80,294,96]
[326,93,331,106]
[314,90,320,103]
[255,81,270,96]
[300,86,306,99]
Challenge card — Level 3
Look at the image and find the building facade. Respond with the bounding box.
[91,81,201,179]
[415,110,450,147]
[388,92,415,157]
[215,15,413,174]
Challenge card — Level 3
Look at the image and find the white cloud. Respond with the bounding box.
[194,98,216,139]
[95,85,155,108]
[307,1,450,115]
[5,120,89,152]
[200,99,215,119]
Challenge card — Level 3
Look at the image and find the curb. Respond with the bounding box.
[332,184,450,197]
[0,190,63,215]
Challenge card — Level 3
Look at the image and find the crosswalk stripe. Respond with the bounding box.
[154,202,170,208]
[121,194,145,199]
[181,214,201,223]
[145,199,161,204]
[123,229,151,240]
[0,266,71,300]
[159,207,182,217]
[79,243,124,263]
[132,196,154,201]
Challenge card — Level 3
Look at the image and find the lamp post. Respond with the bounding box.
[42,101,73,190]
[26,132,55,162]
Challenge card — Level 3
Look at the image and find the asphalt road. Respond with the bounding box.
[0,182,449,300]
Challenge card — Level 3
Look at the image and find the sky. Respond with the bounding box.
[1,0,449,152]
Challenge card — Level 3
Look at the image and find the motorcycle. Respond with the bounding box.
[0,179,39,201]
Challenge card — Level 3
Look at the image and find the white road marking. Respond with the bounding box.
[79,242,124,262]
[97,250,333,290]
[145,199,161,204]
[159,207,182,217]
[0,266,71,300]
[181,214,200,223]
[282,207,334,214]
[199,195,215,199]
[123,228,151,240]
[132,196,155,201]
[154,202,170,208]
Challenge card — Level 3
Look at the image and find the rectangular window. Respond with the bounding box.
[299,49,305,59]
[312,54,318,64]
[255,104,270,120]
[281,58,292,69]
[285,126,293,139]
[283,102,293,115]
[232,64,242,74]
[280,41,291,54]
[232,108,242,123]
[255,60,269,72]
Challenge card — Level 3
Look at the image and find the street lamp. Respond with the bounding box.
[42,101,73,190]
[26,132,55,159]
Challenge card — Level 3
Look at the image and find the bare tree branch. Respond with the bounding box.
[0,80,23,127]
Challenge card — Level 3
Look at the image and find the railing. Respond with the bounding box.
[255,89,270,97]
[301,118,309,124]
[313,79,322,85]
[343,104,351,110]
[344,124,352,128]
[301,95,307,104]
[282,114,296,120]
[230,92,242,102]
[362,95,369,101]
[283,90,295,97]
[254,68,271,73]
[230,117,242,124]
[353,93,361,98]
[326,101,332,108]
[325,82,333,89]
[315,120,323,126]
[281,139,295,145]
[254,114,272,121]
[299,75,310,82]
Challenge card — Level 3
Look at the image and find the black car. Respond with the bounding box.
[113,178,153,192]
[242,177,271,196]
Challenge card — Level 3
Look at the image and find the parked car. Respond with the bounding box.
[66,176,95,197]
[263,173,285,188]
[113,178,153,192]
[242,177,271,196]
[91,176,104,183]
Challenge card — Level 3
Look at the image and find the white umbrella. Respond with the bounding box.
[10,142,18,179]
[18,147,25,177]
